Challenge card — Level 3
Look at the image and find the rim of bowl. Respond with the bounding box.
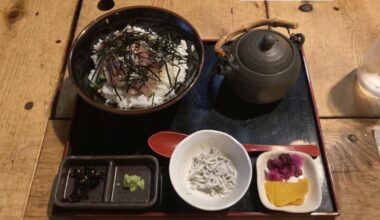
[169,130,253,211]
[68,6,205,115]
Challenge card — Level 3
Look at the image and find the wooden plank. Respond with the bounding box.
[332,170,380,220]
[0,0,78,219]
[77,0,266,40]
[25,119,380,219]
[321,119,380,220]
[54,0,267,118]
[267,0,380,117]
[322,119,380,172]
[24,121,70,218]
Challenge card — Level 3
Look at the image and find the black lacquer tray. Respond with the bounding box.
[54,42,339,217]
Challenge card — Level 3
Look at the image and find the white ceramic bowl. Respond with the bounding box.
[169,130,252,211]
[256,150,322,213]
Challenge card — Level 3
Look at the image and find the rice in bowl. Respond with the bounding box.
[88,25,197,109]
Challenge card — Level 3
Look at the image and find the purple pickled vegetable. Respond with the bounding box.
[267,159,277,170]
[294,168,303,177]
[279,153,290,163]
[291,154,303,167]
[265,170,284,181]
[265,153,304,181]
[280,167,291,175]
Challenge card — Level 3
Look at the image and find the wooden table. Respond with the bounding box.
[1,0,379,219]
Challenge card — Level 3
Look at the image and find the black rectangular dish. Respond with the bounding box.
[53,42,339,217]
[54,156,159,210]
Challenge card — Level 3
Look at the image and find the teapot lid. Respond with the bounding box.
[237,29,294,74]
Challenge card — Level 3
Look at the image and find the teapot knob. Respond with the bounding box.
[260,34,276,51]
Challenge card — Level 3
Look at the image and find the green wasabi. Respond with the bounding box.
[123,174,145,192]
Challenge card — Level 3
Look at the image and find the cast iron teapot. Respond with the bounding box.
[215,19,305,104]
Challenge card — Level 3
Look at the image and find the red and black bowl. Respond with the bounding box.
[68,6,204,115]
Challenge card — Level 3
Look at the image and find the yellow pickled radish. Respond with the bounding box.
[265,178,309,207]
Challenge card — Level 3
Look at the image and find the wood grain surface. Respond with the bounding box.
[24,119,380,219]
[0,0,78,219]
[4,0,379,219]
[322,119,380,220]
[24,121,70,218]
[54,0,267,118]
[267,0,380,117]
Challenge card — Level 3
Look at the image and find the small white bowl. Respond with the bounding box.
[169,130,252,211]
[256,150,322,213]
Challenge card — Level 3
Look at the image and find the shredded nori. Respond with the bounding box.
[89,25,198,101]
[62,167,105,203]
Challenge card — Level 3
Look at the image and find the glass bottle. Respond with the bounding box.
[357,37,380,97]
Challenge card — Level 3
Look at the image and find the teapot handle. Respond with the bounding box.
[214,19,299,57]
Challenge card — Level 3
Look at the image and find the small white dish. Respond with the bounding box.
[256,150,322,213]
[169,130,252,211]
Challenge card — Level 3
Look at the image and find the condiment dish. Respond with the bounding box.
[256,150,322,213]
